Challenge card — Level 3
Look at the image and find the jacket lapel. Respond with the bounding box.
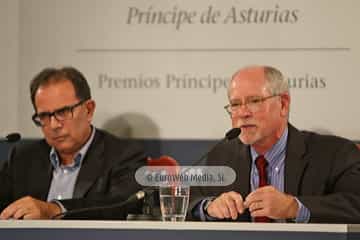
[231,139,251,197]
[229,140,252,222]
[72,130,105,198]
[284,124,308,196]
[32,141,53,200]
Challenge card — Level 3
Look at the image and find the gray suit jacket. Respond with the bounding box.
[190,124,360,223]
[0,128,146,219]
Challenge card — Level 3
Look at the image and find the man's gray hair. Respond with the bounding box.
[264,66,289,95]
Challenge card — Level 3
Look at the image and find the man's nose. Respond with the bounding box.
[49,115,62,129]
[233,104,252,118]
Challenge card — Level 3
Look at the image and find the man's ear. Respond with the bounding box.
[85,100,96,121]
[280,93,290,117]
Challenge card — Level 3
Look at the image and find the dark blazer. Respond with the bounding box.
[0,128,146,219]
[190,124,360,223]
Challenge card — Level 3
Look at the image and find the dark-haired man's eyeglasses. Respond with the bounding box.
[32,100,87,127]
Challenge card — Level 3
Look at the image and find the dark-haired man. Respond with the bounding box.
[0,67,146,219]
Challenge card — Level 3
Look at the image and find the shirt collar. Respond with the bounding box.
[250,126,288,165]
[50,126,96,169]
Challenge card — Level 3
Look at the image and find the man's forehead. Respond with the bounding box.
[35,80,78,110]
[229,67,269,98]
[36,79,75,96]
[233,66,266,82]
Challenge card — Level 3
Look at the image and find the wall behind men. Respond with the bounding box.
[0,0,19,135]
[2,0,360,145]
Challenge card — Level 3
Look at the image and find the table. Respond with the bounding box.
[0,220,359,240]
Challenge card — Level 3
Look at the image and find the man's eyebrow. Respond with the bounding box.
[37,105,70,115]
[231,95,262,101]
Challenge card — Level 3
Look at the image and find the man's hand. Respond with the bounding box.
[0,196,61,220]
[244,186,298,219]
[206,191,245,220]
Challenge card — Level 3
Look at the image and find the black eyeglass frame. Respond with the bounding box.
[32,99,87,127]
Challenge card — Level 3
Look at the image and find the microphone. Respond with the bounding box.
[191,127,241,167]
[225,128,241,141]
[54,128,240,219]
[1,133,21,142]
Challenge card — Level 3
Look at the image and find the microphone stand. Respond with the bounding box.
[52,189,152,219]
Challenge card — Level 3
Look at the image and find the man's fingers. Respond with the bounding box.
[207,191,244,219]
[223,197,238,220]
[244,187,269,207]
[209,204,224,219]
[245,193,260,207]
[0,196,52,220]
[250,208,268,218]
[233,195,245,213]
[12,207,29,219]
[248,201,263,212]
[218,200,231,219]
[0,203,20,219]
[0,209,12,219]
[23,212,38,220]
[247,201,269,217]
[226,191,245,214]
